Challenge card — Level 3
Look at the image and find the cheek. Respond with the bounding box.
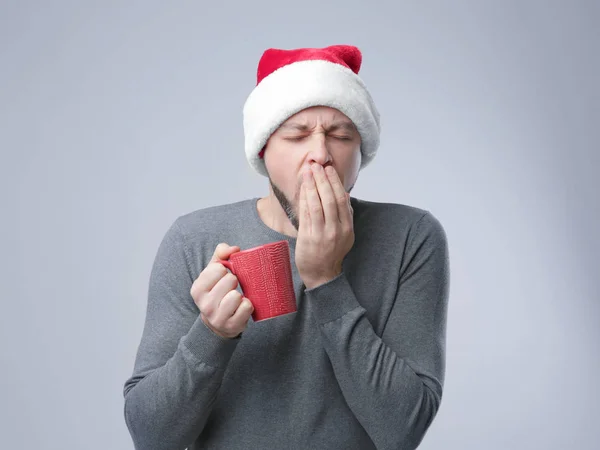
[339,148,361,188]
[266,159,302,199]
[264,140,296,172]
[265,145,303,184]
[352,145,361,170]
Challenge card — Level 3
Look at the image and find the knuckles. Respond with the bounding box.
[225,272,238,287]
[211,262,228,276]
[201,301,215,317]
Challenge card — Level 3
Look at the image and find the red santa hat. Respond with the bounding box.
[243,44,381,177]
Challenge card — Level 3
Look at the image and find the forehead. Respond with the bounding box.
[280,106,356,129]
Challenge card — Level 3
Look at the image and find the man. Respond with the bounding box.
[123,44,450,450]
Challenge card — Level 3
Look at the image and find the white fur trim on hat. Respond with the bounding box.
[243,59,381,177]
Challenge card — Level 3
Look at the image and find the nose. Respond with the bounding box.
[306,134,332,167]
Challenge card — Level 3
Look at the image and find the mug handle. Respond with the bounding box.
[216,259,233,272]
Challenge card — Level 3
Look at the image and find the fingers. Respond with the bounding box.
[207,290,254,332]
[310,164,338,226]
[228,297,254,325]
[191,243,254,339]
[213,290,244,323]
[190,264,237,309]
[192,243,241,298]
[303,166,323,230]
[210,272,239,303]
[201,293,254,338]
[324,166,350,222]
[190,261,227,299]
[195,272,240,315]
[210,242,240,263]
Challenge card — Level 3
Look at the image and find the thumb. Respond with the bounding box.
[211,243,240,263]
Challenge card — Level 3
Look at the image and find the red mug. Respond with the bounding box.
[216,240,297,322]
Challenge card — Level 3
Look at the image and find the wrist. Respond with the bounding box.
[304,271,342,290]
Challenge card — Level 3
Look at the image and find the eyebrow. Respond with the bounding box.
[279,121,357,133]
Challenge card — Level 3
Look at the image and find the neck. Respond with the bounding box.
[256,194,298,238]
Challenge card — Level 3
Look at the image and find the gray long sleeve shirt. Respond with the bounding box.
[123,196,450,450]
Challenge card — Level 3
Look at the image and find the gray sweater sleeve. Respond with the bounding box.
[123,220,241,450]
[304,212,450,450]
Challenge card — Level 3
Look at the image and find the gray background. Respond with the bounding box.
[1,1,598,449]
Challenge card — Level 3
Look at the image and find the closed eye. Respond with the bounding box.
[284,135,352,141]
[284,136,307,141]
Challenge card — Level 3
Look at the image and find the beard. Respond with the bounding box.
[268,175,354,231]
[269,177,301,231]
